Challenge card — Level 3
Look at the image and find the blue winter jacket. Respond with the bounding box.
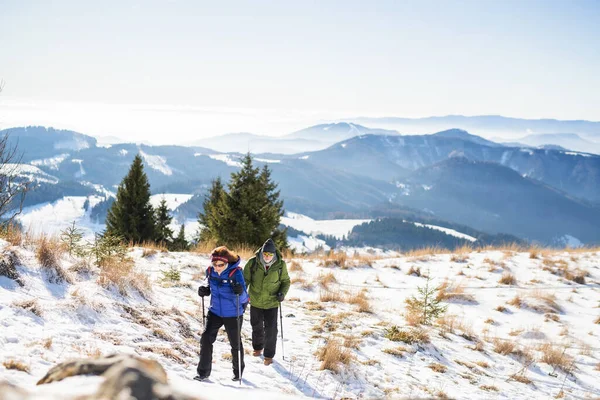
[205,257,249,318]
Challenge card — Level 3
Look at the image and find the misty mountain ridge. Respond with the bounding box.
[4,124,600,246]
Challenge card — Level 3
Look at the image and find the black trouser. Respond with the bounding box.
[250,305,278,358]
[197,311,245,378]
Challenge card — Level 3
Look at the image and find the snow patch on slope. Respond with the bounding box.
[208,154,242,168]
[281,212,370,239]
[139,150,173,176]
[30,154,70,170]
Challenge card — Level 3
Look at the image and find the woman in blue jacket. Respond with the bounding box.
[195,246,249,382]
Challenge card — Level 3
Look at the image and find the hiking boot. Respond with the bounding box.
[193,375,209,382]
[264,357,273,366]
[253,349,263,357]
[232,375,241,382]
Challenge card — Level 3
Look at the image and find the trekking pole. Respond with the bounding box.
[236,294,242,385]
[279,302,285,361]
[201,297,206,329]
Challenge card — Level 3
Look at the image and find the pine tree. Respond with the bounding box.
[197,154,287,249]
[105,154,155,244]
[171,224,189,251]
[154,198,174,245]
[404,274,447,325]
[60,221,84,257]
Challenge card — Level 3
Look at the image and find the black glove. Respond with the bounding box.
[232,282,243,295]
[198,286,210,297]
[276,292,285,302]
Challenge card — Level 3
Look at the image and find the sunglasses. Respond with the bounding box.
[212,262,227,268]
[263,252,274,258]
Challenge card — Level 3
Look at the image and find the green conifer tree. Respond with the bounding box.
[171,224,189,251]
[105,154,155,244]
[197,153,287,249]
[154,198,174,245]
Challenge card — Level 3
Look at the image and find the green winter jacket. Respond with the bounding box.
[243,249,290,310]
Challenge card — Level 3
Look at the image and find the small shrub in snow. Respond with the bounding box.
[495,305,507,313]
[60,222,85,257]
[160,266,181,282]
[2,359,30,373]
[405,275,447,325]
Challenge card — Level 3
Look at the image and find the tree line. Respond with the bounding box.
[104,153,287,251]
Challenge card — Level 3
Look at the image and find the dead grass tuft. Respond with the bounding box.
[507,291,562,314]
[480,385,499,392]
[0,249,24,286]
[289,260,303,272]
[319,251,348,269]
[495,305,507,313]
[98,256,151,298]
[305,301,324,311]
[537,343,574,373]
[428,363,447,373]
[498,272,517,285]
[319,271,337,289]
[493,338,516,355]
[407,265,421,277]
[436,279,477,303]
[346,290,372,313]
[316,338,353,373]
[0,224,23,246]
[450,254,469,263]
[385,326,430,344]
[594,316,600,325]
[2,359,30,373]
[382,347,406,357]
[13,298,43,317]
[319,287,342,302]
[142,248,158,258]
[37,237,72,284]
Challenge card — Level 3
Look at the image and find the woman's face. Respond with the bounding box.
[263,251,274,263]
[212,260,227,272]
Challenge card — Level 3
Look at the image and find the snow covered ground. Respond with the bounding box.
[281,212,370,240]
[1,238,599,399]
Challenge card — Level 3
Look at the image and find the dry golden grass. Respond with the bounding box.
[493,338,516,355]
[508,291,562,314]
[289,260,303,272]
[142,248,158,258]
[436,279,476,303]
[316,338,353,373]
[495,305,508,313]
[594,316,600,324]
[132,241,169,252]
[318,271,337,289]
[346,290,372,313]
[37,237,72,284]
[2,359,30,373]
[319,287,342,303]
[498,272,517,285]
[43,337,53,349]
[595,362,600,371]
[450,254,469,263]
[406,265,421,277]
[405,246,447,258]
[428,363,447,373]
[319,251,349,269]
[0,249,24,286]
[537,343,574,373]
[475,361,489,368]
[480,385,499,392]
[0,224,22,246]
[98,256,151,298]
[313,312,352,333]
[385,326,430,344]
[139,346,186,364]
[382,347,406,357]
[13,298,43,317]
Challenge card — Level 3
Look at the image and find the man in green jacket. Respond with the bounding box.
[243,238,290,366]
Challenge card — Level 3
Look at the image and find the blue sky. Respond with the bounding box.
[0,0,598,143]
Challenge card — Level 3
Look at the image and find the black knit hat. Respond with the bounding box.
[262,238,277,254]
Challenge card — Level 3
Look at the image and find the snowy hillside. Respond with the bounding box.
[1,237,600,399]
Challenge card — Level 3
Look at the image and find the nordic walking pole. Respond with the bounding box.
[236,293,242,385]
[201,297,206,329]
[279,301,285,361]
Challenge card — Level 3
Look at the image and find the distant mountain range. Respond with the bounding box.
[499,133,600,155]
[347,115,600,140]
[186,123,399,154]
[3,124,600,246]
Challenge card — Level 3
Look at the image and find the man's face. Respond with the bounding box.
[263,251,274,263]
